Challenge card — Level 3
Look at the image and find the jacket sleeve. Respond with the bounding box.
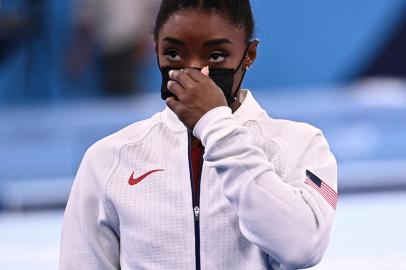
[59,146,120,270]
[193,106,337,269]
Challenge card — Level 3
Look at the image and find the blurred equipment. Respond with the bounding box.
[0,0,48,102]
[0,0,46,61]
[362,7,406,78]
[69,0,160,96]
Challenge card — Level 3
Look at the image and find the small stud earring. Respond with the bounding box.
[245,65,250,71]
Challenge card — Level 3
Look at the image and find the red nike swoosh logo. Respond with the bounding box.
[128,169,164,186]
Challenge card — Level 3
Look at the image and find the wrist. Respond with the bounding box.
[193,106,233,145]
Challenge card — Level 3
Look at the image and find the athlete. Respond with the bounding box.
[60,1,338,269]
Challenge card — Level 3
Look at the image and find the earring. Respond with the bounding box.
[245,65,250,71]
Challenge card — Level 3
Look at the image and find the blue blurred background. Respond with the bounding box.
[1,1,406,269]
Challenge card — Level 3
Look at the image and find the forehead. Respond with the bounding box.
[158,9,246,44]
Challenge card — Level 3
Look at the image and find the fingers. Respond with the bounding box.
[169,68,206,83]
[169,69,196,88]
[182,68,208,82]
[165,97,179,112]
[166,97,193,129]
[167,80,185,99]
[168,68,212,98]
[166,97,189,124]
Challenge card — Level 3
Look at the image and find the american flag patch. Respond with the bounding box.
[305,170,337,210]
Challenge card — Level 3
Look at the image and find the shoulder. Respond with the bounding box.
[256,115,322,145]
[241,90,321,143]
[255,115,330,167]
[83,112,165,169]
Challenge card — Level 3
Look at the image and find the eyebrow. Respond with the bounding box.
[162,37,233,47]
[203,38,233,47]
[162,37,186,46]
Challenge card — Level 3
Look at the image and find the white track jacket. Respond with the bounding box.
[60,90,338,270]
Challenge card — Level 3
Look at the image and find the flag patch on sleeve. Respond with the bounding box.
[305,170,337,210]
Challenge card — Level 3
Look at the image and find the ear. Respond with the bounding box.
[244,39,259,70]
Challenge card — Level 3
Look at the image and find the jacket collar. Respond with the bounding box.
[161,90,267,132]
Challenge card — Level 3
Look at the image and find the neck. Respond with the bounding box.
[229,99,241,113]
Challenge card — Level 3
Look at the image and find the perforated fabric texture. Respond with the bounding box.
[106,124,195,269]
[243,120,288,180]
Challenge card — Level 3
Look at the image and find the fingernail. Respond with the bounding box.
[201,66,209,76]
[169,70,174,77]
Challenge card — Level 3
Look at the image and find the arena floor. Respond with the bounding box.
[0,191,405,270]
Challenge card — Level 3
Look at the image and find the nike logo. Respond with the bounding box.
[128,169,164,186]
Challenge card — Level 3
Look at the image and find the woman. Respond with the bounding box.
[60,1,338,269]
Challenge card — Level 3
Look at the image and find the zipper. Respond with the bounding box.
[194,206,200,221]
[187,130,204,270]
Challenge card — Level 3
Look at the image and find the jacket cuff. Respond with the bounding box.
[193,106,233,145]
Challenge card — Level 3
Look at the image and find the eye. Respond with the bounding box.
[209,51,227,63]
[164,49,182,62]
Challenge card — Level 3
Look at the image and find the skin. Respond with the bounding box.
[155,9,258,145]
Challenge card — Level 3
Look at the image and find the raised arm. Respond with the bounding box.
[194,106,337,269]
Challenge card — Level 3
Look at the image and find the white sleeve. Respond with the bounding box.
[59,147,120,270]
[194,106,337,269]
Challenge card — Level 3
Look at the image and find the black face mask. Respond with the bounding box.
[158,41,256,105]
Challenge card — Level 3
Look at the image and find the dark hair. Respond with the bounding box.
[153,0,255,42]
